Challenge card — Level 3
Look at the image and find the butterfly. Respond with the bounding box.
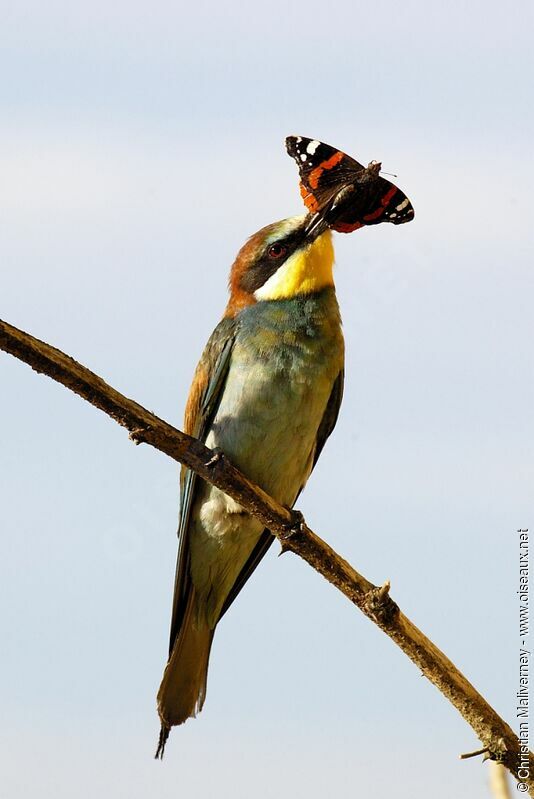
[285,136,415,232]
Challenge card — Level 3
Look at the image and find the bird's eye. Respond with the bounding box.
[267,243,287,259]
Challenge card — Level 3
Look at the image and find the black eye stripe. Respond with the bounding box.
[239,228,306,293]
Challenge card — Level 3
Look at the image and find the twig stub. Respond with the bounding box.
[364,581,399,625]
[129,426,150,445]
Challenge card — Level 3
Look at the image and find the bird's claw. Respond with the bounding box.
[278,510,305,556]
[205,448,224,468]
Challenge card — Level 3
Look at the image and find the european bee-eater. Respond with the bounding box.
[156,209,345,756]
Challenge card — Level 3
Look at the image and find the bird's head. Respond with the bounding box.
[226,214,335,317]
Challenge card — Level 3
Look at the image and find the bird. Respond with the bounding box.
[155,207,345,757]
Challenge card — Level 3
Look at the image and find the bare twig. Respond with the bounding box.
[1,317,532,793]
[460,746,491,760]
[489,761,514,799]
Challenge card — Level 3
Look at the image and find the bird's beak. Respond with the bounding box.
[304,211,327,240]
[304,205,332,241]
[303,184,354,241]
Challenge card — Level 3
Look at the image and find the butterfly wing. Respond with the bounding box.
[331,177,415,232]
[285,136,364,213]
[286,135,415,232]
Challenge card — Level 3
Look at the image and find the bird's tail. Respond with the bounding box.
[155,591,213,758]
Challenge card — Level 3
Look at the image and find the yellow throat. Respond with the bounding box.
[254,230,335,301]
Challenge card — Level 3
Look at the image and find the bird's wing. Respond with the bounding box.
[168,317,237,655]
[219,368,344,619]
[311,368,344,469]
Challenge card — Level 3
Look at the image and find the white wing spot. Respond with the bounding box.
[396,198,409,211]
[307,140,320,155]
[296,136,302,143]
[390,212,397,218]
[300,153,308,162]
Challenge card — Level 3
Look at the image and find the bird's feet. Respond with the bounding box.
[204,447,225,468]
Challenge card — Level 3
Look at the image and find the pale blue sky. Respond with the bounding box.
[1,1,533,797]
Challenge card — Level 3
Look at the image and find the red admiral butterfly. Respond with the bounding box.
[285,136,414,233]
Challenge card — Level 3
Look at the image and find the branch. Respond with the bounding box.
[1,317,532,793]
[489,762,513,799]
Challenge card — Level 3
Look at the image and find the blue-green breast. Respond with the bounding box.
[206,287,344,505]
[190,288,343,624]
